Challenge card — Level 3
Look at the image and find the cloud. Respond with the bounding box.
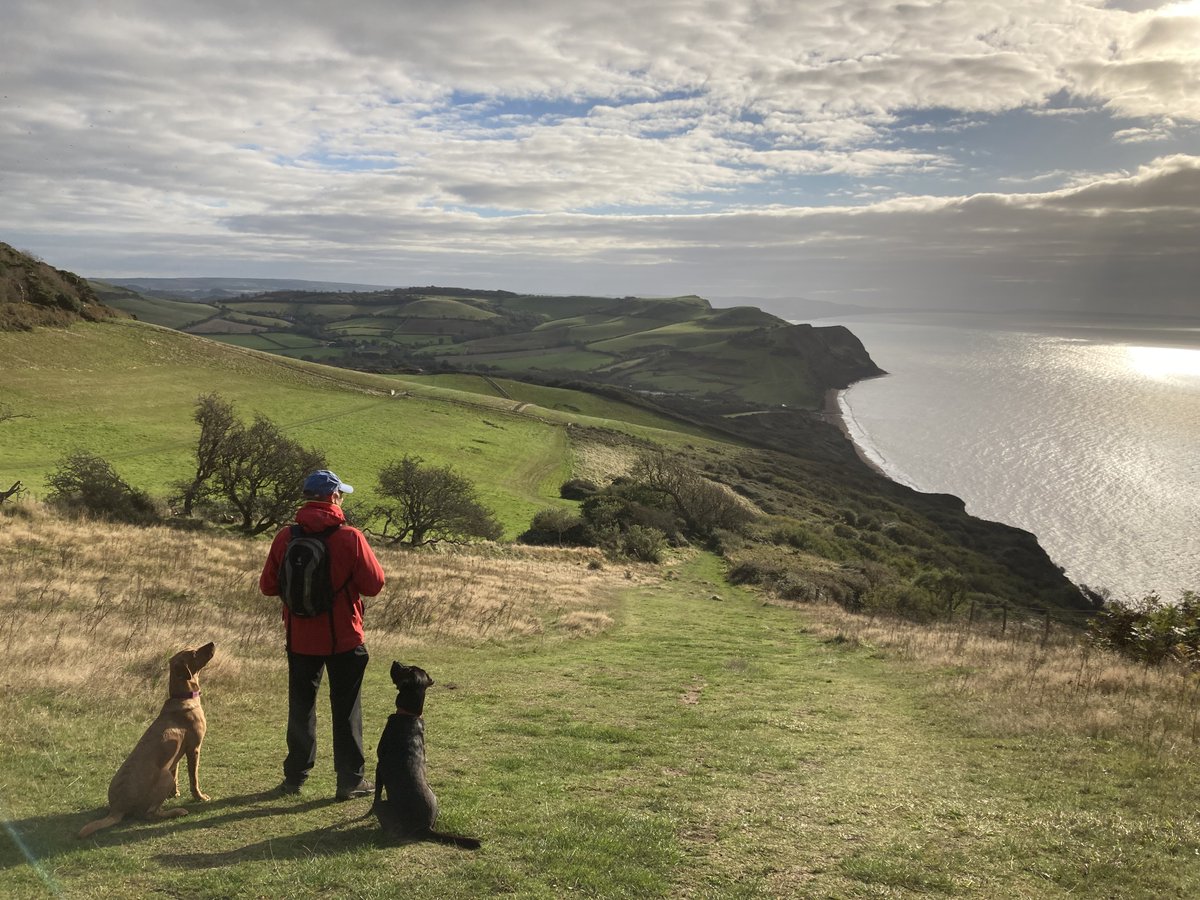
[2,1,1199,314]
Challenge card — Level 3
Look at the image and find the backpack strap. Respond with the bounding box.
[318,523,354,654]
[284,524,303,654]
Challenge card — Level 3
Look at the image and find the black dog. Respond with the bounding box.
[370,662,481,849]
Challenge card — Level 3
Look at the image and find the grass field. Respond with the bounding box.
[0,321,726,536]
[2,508,1197,898]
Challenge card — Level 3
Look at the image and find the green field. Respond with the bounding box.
[0,322,720,535]
[395,374,716,436]
[113,296,218,330]
[401,297,499,320]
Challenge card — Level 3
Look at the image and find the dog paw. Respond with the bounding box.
[193,792,211,802]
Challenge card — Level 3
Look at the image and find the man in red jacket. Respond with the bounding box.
[260,469,385,800]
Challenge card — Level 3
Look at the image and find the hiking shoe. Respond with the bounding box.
[274,779,303,797]
[335,779,374,801]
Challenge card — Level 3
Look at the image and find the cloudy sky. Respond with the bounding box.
[3,0,1198,316]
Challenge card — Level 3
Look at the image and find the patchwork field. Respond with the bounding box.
[98,285,880,410]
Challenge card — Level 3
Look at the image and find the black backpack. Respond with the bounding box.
[278,524,349,617]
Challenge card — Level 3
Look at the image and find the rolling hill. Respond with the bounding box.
[96,281,884,410]
[0,313,1084,615]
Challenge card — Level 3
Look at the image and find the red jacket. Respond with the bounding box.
[259,501,385,655]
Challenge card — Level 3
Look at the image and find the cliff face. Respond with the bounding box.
[0,243,120,331]
[764,322,886,389]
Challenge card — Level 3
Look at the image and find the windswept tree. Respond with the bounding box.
[629,450,755,538]
[212,415,325,535]
[371,456,502,546]
[178,393,238,516]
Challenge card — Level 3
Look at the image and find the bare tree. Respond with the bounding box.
[630,450,754,537]
[177,393,239,516]
[212,415,325,535]
[0,481,25,504]
[371,456,502,546]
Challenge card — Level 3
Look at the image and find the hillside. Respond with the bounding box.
[98,282,884,410]
[0,317,1084,615]
[0,243,120,330]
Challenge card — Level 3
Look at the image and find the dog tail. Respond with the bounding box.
[77,811,124,839]
[424,828,482,850]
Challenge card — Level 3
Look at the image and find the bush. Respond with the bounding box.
[581,487,682,542]
[46,451,160,524]
[629,450,755,538]
[861,581,939,622]
[520,507,592,546]
[615,525,666,563]
[559,478,599,500]
[1089,592,1200,666]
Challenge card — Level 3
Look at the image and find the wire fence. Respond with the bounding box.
[863,598,1102,648]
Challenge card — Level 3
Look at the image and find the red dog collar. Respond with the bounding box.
[172,691,201,700]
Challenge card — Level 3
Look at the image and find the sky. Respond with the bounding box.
[3,0,1199,317]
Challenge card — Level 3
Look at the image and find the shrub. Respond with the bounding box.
[46,451,160,525]
[629,450,755,538]
[559,478,599,500]
[615,525,666,563]
[520,507,592,546]
[581,487,682,542]
[1089,591,1200,666]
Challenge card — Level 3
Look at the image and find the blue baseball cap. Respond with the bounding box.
[303,469,354,496]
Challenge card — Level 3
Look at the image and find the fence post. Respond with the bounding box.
[969,601,976,626]
[1042,610,1051,646]
[1001,604,1008,636]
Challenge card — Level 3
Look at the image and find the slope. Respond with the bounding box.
[98,282,884,410]
[0,320,722,537]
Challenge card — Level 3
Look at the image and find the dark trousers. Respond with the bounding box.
[284,644,369,790]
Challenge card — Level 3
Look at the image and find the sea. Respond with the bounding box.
[822,313,1200,602]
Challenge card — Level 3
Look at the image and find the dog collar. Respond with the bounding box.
[172,691,201,700]
[394,705,420,717]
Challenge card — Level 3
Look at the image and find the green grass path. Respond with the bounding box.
[3,553,1196,898]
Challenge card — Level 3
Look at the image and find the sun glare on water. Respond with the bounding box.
[1125,345,1200,380]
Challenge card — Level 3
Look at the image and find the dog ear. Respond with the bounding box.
[390,661,406,685]
[192,642,216,667]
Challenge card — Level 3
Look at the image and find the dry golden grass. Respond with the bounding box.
[793,598,1200,759]
[568,431,640,483]
[0,502,641,702]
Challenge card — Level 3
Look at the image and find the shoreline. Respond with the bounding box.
[822,387,891,480]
